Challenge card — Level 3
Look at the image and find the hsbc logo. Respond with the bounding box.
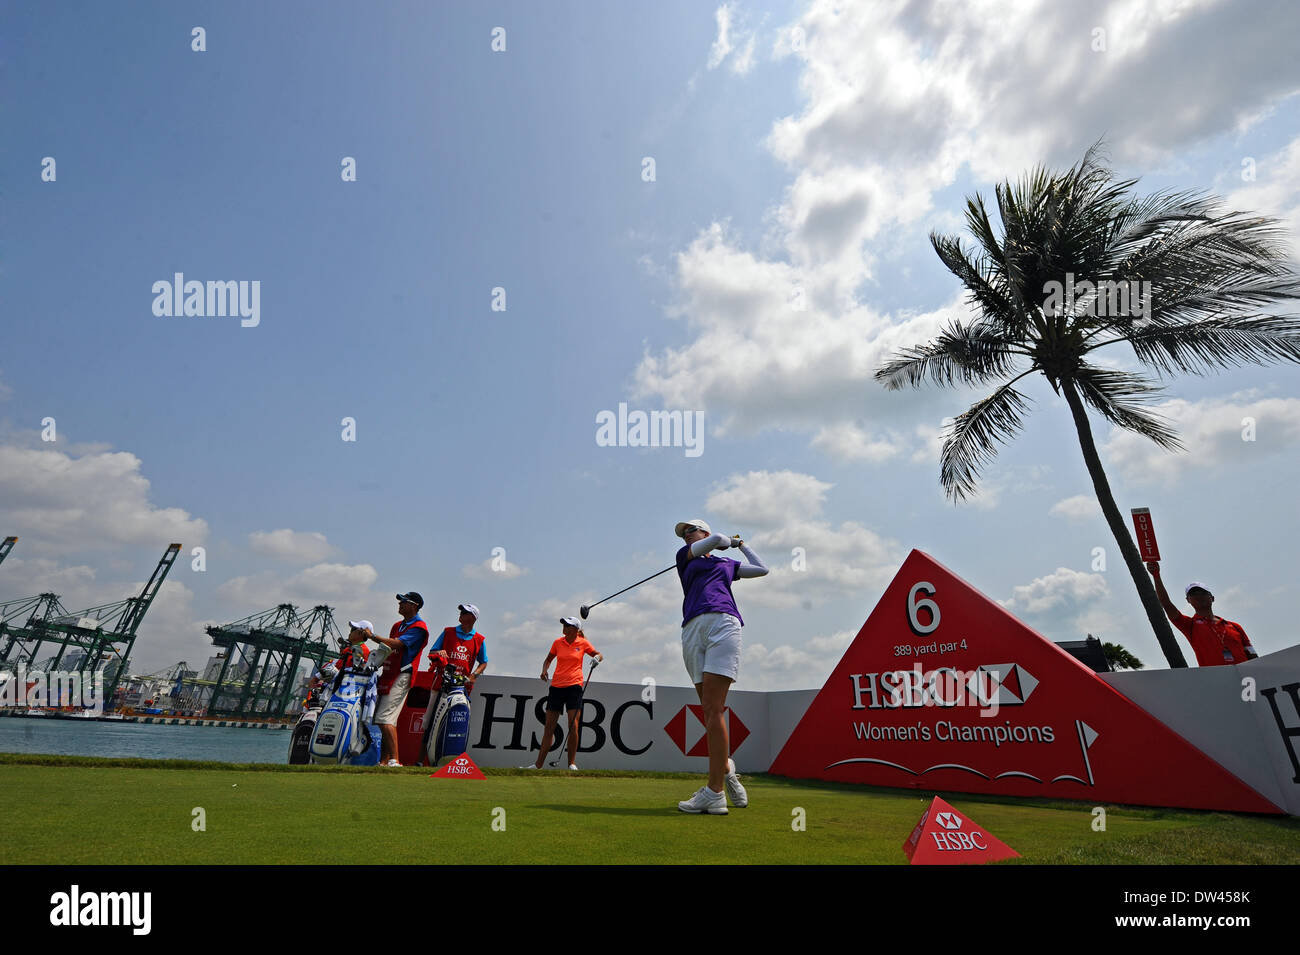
[664,705,750,756]
[849,663,1038,715]
[930,829,988,851]
[935,812,962,830]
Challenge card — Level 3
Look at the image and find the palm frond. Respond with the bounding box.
[927,232,1022,329]
[939,380,1034,501]
[1092,314,1300,376]
[1071,365,1182,450]
[875,321,1026,390]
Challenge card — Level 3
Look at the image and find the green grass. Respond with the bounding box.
[2,753,1297,864]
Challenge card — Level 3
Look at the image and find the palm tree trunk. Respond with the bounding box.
[1061,380,1189,668]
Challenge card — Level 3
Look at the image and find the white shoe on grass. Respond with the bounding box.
[569,763,579,771]
[725,758,748,808]
[678,786,728,814]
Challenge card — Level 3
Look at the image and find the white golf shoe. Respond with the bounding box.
[724,758,748,808]
[678,786,728,814]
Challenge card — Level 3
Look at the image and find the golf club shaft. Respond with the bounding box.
[586,564,674,614]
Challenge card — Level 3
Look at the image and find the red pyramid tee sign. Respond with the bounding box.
[431,754,486,779]
[903,797,1018,865]
[769,550,1280,813]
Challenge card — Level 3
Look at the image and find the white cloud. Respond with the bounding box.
[1050,495,1100,521]
[741,628,856,688]
[633,224,960,435]
[217,562,381,617]
[703,469,902,609]
[0,554,209,674]
[706,3,735,70]
[1001,567,1109,615]
[248,529,337,564]
[462,555,531,580]
[0,444,207,552]
[643,0,1300,457]
[706,469,832,526]
[810,422,902,462]
[707,3,757,75]
[1222,133,1300,260]
[488,471,901,688]
[1102,393,1300,485]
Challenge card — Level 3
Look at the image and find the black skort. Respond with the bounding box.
[546,683,584,713]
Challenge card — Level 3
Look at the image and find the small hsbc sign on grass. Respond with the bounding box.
[431,754,486,779]
[903,797,1018,865]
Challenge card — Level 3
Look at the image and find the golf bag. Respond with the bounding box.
[289,697,324,764]
[422,664,472,767]
[309,662,381,766]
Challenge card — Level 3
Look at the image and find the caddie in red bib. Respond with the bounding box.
[429,603,489,691]
[369,591,430,766]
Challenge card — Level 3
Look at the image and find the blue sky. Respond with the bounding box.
[3,0,1300,687]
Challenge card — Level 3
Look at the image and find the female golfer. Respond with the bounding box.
[674,518,767,814]
[527,617,603,770]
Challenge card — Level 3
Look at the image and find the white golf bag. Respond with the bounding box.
[309,661,380,766]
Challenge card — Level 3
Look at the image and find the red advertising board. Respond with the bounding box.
[769,550,1281,813]
[1130,508,1161,562]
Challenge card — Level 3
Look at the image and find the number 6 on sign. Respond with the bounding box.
[907,581,940,635]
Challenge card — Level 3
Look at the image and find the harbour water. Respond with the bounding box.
[0,716,288,763]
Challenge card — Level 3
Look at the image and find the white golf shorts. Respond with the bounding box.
[374,671,411,726]
[681,613,742,685]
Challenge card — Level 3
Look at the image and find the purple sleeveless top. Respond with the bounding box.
[676,544,742,627]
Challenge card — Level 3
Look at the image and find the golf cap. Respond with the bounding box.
[348,619,374,632]
[396,592,424,609]
[675,518,711,538]
[1185,582,1213,598]
[560,616,581,628]
[458,603,480,620]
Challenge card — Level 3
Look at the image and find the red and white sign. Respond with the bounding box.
[1130,507,1161,562]
[903,796,1018,865]
[664,704,750,756]
[768,549,1281,814]
[430,754,486,779]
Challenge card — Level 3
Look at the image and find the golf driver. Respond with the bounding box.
[549,659,599,767]
[580,566,674,618]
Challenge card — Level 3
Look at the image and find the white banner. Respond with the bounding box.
[462,674,814,772]
[1102,644,1300,815]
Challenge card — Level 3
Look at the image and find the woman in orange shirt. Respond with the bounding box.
[526,617,603,770]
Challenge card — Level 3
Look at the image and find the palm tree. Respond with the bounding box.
[1102,642,1144,672]
[876,143,1300,668]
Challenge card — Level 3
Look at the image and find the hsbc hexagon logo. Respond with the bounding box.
[935,811,962,830]
[664,705,750,756]
[850,662,1039,709]
[974,664,1038,706]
